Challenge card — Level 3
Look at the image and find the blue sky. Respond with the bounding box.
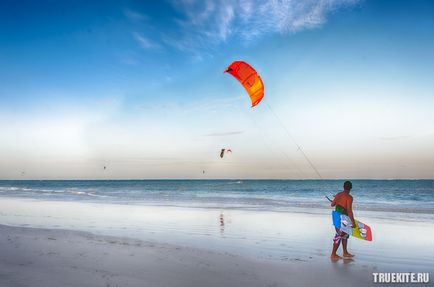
[1,0,434,179]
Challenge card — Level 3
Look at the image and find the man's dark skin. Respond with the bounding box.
[330,181,356,260]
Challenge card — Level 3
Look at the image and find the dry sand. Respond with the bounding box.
[0,224,379,287]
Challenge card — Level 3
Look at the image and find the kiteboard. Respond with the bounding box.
[332,211,372,241]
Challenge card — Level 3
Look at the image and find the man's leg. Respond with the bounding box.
[331,241,342,259]
[331,229,342,259]
[342,238,354,257]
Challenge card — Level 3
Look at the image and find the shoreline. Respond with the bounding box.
[0,224,378,287]
[2,179,434,216]
[1,198,433,267]
[2,195,434,216]
[0,197,433,286]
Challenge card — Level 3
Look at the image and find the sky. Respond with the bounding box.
[1,0,434,179]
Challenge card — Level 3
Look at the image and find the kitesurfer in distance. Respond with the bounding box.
[330,181,356,260]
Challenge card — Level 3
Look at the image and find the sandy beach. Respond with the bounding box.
[1,195,433,287]
[0,224,379,287]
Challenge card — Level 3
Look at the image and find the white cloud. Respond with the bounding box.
[166,0,358,50]
[132,32,160,50]
[124,8,148,21]
[203,131,245,137]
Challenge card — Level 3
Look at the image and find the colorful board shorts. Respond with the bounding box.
[333,227,349,244]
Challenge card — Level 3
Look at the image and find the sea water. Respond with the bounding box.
[1,180,433,213]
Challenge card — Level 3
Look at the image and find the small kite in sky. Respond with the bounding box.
[220,148,232,158]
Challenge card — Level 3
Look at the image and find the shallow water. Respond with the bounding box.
[0,198,433,272]
[1,180,434,214]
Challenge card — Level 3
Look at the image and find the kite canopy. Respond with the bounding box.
[219,148,232,159]
[224,61,264,107]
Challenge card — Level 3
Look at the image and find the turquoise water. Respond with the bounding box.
[1,180,433,213]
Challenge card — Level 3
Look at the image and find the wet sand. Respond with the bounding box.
[0,198,433,286]
[0,224,378,287]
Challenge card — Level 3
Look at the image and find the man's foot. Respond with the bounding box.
[330,254,342,261]
[343,252,354,258]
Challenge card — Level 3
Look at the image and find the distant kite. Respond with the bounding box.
[224,61,264,107]
[220,148,232,158]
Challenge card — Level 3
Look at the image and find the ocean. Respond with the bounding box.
[1,180,433,214]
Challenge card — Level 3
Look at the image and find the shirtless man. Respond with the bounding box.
[330,181,356,260]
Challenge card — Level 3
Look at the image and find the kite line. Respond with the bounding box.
[264,101,323,179]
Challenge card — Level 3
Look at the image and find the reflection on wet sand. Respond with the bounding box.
[219,212,225,235]
[343,258,354,264]
[0,198,433,272]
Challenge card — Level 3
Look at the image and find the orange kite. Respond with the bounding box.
[224,61,264,107]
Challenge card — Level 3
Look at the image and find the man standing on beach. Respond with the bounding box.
[330,181,356,260]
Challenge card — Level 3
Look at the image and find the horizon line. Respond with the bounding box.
[1,178,433,181]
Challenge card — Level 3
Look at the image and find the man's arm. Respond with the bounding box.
[331,194,337,207]
[347,197,356,227]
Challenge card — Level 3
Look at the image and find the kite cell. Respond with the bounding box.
[224,61,264,107]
